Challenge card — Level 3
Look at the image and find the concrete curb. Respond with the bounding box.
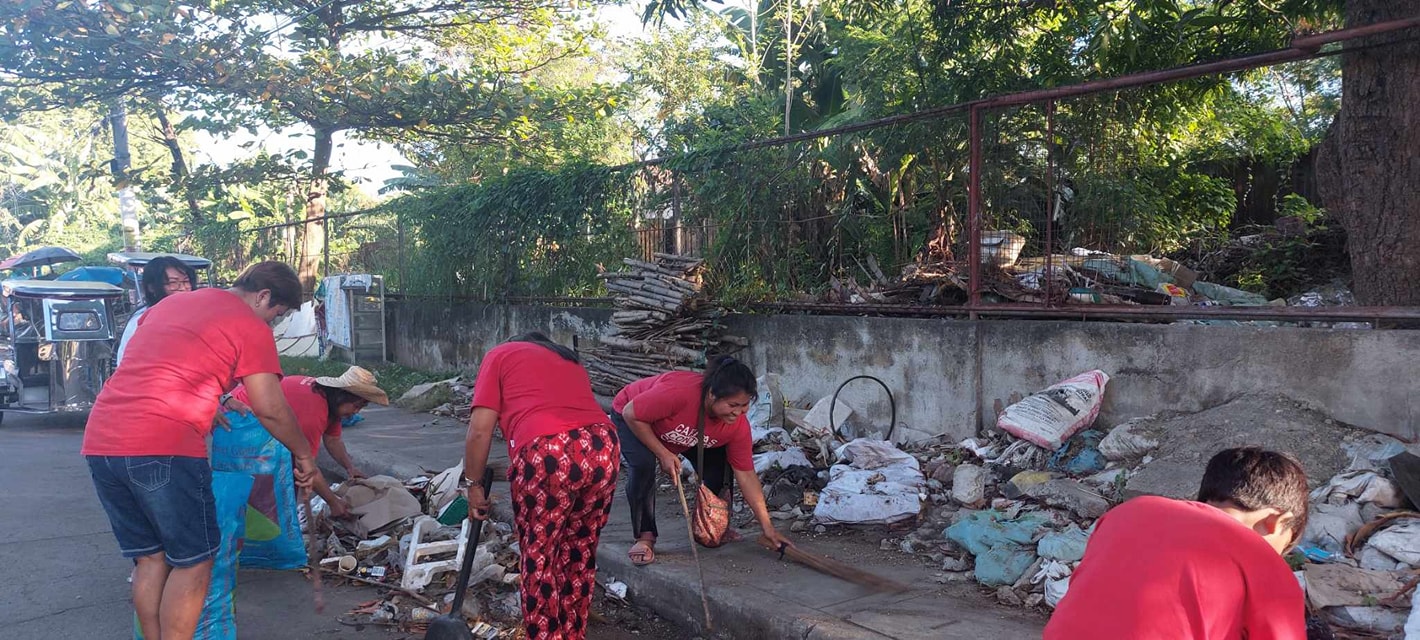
[596,541,894,640]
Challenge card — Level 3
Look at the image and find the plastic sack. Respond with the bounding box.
[1037,524,1090,563]
[136,471,254,640]
[691,484,730,548]
[1098,419,1158,462]
[211,410,307,570]
[997,371,1110,450]
[1193,281,1269,306]
[813,438,924,525]
[753,447,813,475]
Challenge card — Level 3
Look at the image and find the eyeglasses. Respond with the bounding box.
[165,279,193,290]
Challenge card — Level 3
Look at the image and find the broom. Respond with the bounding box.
[672,474,714,631]
[767,541,910,593]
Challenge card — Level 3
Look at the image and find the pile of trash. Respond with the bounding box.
[397,375,476,421]
[828,232,1367,327]
[305,467,526,637]
[751,368,1420,638]
[1292,436,1420,638]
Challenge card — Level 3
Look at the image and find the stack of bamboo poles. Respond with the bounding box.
[583,253,748,396]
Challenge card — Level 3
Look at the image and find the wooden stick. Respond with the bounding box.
[302,491,325,614]
[672,475,713,631]
[315,567,437,606]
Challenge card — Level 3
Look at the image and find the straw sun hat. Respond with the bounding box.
[314,366,390,406]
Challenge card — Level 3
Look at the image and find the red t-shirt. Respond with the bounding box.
[231,375,336,457]
[1045,496,1306,640]
[82,288,283,458]
[470,342,610,452]
[612,371,754,472]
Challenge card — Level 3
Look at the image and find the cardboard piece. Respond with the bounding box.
[336,475,423,535]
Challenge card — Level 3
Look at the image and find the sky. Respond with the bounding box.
[191,3,655,199]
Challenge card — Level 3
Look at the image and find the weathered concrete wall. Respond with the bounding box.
[388,299,1420,442]
[977,321,1420,441]
[387,298,613,372]
[724,314,978,443]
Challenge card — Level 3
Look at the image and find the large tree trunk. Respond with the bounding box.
[299,127,334,294]
[1315,0,1420,305]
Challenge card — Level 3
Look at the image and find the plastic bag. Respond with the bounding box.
[997,371,1110,450]
[135,471,254,640]
[691,484,730,548]
[211,411,307,570]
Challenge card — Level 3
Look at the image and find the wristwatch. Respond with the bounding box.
[219,393,233,407]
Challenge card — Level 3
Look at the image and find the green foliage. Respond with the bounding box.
[397,164,639,298]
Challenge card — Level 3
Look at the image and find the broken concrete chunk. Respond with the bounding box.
[952,464,988,505]
[396,377,462,413]
[1031,479,1110,520]
[801,395,857,439]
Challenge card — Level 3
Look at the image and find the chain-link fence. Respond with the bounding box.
[211,19,1420,324]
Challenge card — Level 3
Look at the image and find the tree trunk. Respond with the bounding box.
[1315,0,1420,305]
[299,127,333,294]
[152,104,204,226]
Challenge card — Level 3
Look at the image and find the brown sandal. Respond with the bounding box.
[629,539,656,566]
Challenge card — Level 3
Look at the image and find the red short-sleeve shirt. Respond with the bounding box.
[1045,496,1306,640]
[612,371,754,472]
[232,375,336,456]
[470,342,609,452]
[82,288,283,458]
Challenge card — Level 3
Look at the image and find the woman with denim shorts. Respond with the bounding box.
[82,262,321,640]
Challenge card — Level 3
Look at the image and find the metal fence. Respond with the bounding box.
[214,17,1420,324]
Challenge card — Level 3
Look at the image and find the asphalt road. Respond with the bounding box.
[0,412,681,640]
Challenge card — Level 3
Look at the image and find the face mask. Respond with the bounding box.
[341,414,365,428]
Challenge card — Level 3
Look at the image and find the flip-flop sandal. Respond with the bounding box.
[629,540,656,566]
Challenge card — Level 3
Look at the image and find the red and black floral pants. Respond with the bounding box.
[509,423,620,640]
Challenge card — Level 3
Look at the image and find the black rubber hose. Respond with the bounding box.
[828,375,896,442]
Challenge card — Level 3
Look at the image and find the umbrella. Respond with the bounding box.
[0,247,82,271]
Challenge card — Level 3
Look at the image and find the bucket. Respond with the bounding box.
[979,231,1026,267]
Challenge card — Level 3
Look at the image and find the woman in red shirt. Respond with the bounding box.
[463,333,619,640]
[612,356,793,566]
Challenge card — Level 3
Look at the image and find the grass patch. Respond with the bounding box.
[280,356,460,401]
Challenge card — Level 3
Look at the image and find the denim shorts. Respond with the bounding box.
[87,455,219,568]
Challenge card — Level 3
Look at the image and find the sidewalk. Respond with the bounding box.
[330,404,1046,639]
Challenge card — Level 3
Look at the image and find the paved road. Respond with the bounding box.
[0,412,675,640]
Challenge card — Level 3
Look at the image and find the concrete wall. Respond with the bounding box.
[387,298,613,373]
[388,298,1420,442]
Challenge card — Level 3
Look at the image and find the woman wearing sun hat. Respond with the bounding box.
[223,366,389,517]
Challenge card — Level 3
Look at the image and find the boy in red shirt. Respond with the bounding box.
[82,262,320,640]
[1045,447,1310,640]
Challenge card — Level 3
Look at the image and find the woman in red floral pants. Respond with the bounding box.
[463,333,620,640]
